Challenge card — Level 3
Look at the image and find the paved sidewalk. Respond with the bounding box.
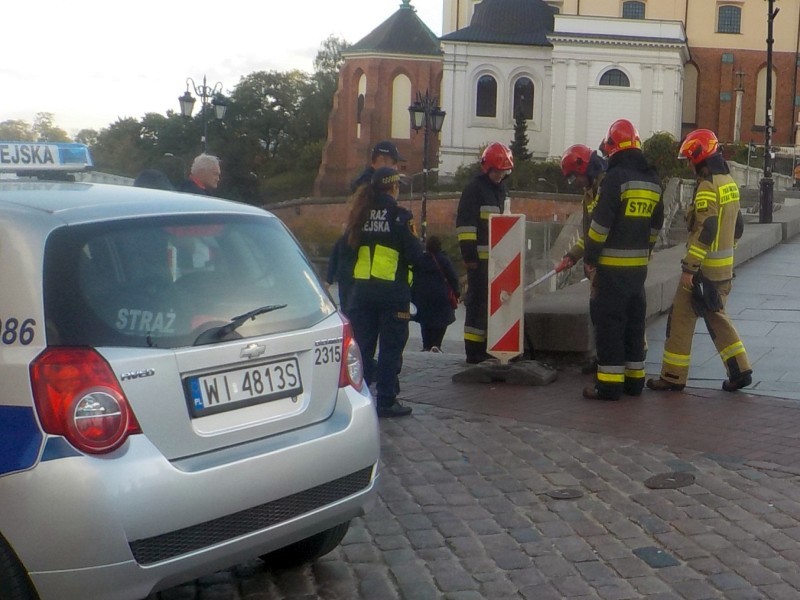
[151,238,800,599]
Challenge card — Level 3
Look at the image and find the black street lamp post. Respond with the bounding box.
[760,0,779,224]
[178,75,229,153]
[408,90,446,241]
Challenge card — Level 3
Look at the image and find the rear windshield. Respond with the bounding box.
[44,213,335,349]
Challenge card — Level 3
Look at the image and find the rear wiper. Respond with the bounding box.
[193,304,287,346]
[219,304,287,337]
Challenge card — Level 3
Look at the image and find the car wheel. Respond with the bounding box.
[0,535,39,600]
[260,521,350,569]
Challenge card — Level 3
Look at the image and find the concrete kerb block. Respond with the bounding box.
[525,280,592,354]
[451,359,558,385]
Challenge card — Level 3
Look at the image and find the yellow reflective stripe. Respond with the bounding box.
[621,188,661,203]
[575,238,585,250]
[478,250,489,259]
[703,256,734,268]
[663,350,691,367]
[597,371,625,383]
[458,231,477,241]
[353,246,371,280]
[625,369,645,379]
[371,245,399,281]
[597,256,649,267]
[617,139,641,150]
[588,228,607,243]
[464,327,486,342]
[695,191,717,203]
[720,341,745,361]
[687,245,707,260]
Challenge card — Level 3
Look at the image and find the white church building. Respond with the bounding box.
[438,0,689,176]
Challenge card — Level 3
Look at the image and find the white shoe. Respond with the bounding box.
[430,346,442,353]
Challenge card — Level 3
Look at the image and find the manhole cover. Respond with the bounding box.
[546,488,584,500]
[644,472,695,489]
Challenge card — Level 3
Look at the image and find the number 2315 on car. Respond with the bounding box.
[185,358,303,417]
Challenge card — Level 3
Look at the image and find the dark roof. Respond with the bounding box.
[441,0,555,46]
[346,1,441,57]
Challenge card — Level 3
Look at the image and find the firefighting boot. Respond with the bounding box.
[646,378,685,392]
[722,370,752,392]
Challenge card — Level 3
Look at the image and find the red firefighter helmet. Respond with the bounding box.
[678,129,720,164]
[480,142,514,173]
[560,144,592,177]
[603,119,641,157]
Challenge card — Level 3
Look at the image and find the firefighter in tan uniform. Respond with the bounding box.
[647,129,752,393]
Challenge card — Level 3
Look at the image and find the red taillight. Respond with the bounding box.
[30,348,142,454]
[338,319,364,389]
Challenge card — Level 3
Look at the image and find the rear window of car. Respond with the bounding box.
[43,213,336,349]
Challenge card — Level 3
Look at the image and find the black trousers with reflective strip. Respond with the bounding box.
[590,267,647,398]
[463,263,489,362]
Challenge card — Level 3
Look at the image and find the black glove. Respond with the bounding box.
[690,274,723,317]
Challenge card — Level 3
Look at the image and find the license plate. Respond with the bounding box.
[186,358,303,417]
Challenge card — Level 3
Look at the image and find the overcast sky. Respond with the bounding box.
[2,0,443,135]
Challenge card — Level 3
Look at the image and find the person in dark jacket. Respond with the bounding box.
[178,154,221,195]
[455,142,513,363]
[412,236,460,352]
[350,140,405,193]
[325,233,355,315]
[346,166,424,418]
[583,119,664,401]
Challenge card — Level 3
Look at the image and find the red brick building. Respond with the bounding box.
[314,0,443,197]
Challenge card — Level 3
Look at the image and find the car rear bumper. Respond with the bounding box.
[0,386,379,600]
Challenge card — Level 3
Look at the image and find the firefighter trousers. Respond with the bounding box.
[590,268,647,399]
[659,279,751,386]
[464,263,489,363]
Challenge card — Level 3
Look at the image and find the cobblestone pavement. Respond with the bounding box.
[153,356,800,600]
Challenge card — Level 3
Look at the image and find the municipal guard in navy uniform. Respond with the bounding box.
[583,119,664,400]
[345,166,423,418]
[455,142,514,364]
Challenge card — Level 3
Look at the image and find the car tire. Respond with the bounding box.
[0,535,39,600]
[260,521,350,569]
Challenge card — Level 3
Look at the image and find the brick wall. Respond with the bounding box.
[268,193,583,255]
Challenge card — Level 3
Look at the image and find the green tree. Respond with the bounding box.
[33,112,70,142]
[0,120,35,141]
[642,131,692,181]
[509,107,532,163]
[91,117,151,177]
[75,129,99,147]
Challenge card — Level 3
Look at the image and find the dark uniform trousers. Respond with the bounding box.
[464,262,489,361]
[591,267,647,397]
[348,300,410,406]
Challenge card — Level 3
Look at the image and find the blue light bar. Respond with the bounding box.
[0,142,93,172]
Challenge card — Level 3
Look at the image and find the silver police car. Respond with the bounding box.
[0,143,379,600]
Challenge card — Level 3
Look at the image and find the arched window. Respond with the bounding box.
[476,75,497,117]
[718,5,741,34]
[599,69,630,87]
[356,73,367,138]
[755,67,777,127]
[513,77,534,120]
[682,63,698,125]
[391,74,411,139]
[622,1,645,19]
